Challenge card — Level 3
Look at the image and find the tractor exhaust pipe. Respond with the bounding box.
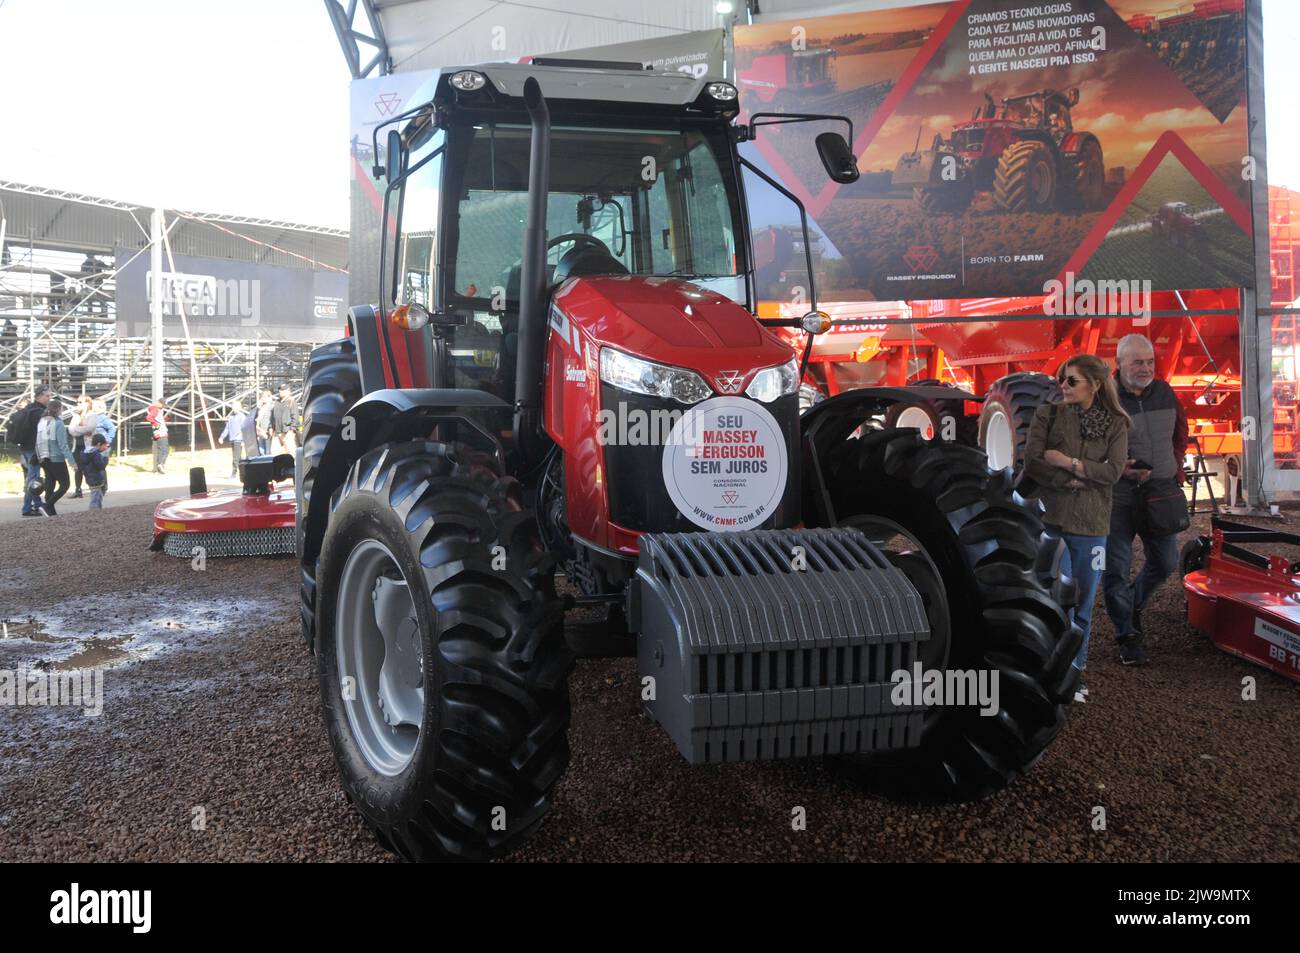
[515,77,550,456]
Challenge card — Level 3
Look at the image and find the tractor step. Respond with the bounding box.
[631,528,929,765]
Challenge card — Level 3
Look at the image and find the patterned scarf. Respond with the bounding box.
[1077,402,1111,442]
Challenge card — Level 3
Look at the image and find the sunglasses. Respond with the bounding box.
[1060,375,1089,388]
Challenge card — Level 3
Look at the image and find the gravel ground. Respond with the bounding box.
[1,501,1297,862]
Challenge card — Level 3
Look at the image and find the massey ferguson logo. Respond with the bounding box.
[904,245,940,273]
[715,370,744,394]
[721,490,740,505]
[375,92,402,116]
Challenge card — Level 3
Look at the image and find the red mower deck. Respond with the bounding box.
[1183,517,1300,684]
[151,455,297,557]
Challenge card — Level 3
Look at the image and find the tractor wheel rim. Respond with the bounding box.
[842,515,952,679]
[985,408,1015,471]
[895,405,937,440]
[336,539,424,776]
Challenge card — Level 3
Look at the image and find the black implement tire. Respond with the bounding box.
[1063,136,1104,211]
[888,381,980,447]
[993,140,1057,213]
[298,338,362,651]
[316,441,572,861]
[1181,536,1211,577]
[914,185,972,215]
[823,429,1081,801]
[978,372,1061,475]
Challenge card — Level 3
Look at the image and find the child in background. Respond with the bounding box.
[81,433,110,509]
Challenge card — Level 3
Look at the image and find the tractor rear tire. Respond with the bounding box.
[316,440,572,861]
[993,140,1057,213]
[914,185,972,215]
[824,429,1081,801]
[978,372,1061,475]
[298,337,363,651]
[1064,136,1105,211]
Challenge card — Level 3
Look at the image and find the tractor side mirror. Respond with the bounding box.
[816,132,859,184]
[386,129,406,184]
[1068,88,1080,106]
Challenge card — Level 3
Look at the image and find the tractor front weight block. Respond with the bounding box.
[631,528,929,765]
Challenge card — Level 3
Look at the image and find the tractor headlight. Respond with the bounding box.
[706,82,738,102]
[745,357,800,403]
[599,347,713,405]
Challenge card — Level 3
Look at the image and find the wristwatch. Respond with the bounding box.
[1071,457,1081,477]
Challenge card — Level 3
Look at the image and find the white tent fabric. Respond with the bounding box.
[375,0,940,74]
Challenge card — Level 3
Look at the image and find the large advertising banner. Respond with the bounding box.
[735,0,1254,302]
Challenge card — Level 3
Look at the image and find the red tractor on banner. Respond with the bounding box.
[294,61,1079,861]
[1151,201,1206,247]
[737,47,837,111]
[893,88,1105,214]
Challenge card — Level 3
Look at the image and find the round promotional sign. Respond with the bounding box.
[661,396,788,532]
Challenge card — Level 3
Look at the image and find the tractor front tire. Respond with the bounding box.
[316,441,572,861]
[824,429,1081,801]
[914,185,972,215]
[978,372,1062,475]
[298,337,362,651]
[993,140,1057,213]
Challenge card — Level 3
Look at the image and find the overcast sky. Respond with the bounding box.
[0,0,1296,229]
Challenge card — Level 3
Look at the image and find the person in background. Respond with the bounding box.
[218,400,249,478]
[256,389,274,456]
[1104,334,1191,667]
[147,399,169,474]
[81,433,110,509]
[272,383,298,455]
[240,396,259,458]
[35,398,77,516]
[1023,354,1130,703]
[68,394,102,498]
[11,384,50,517]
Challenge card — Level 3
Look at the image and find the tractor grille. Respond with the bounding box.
[160,527,296,558]
[635,527,928,763]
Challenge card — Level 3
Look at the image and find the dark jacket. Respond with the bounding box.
[1023,401,1129,537]
[1113,375,1188,502]
[271,397,297,435]
[14,402,44,452]
[81,447,108,487]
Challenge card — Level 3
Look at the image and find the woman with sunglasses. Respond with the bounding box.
[1023,354,1131,703]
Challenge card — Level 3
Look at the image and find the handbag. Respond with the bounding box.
[1135,476,1190,536]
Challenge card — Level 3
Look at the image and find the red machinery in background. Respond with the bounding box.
[1182,517,1300,684]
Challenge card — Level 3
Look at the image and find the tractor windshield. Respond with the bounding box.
[445,121,745,307]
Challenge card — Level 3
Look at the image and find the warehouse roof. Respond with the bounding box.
[0,181,349,272]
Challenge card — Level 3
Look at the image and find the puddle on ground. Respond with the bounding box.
[0,594,275,673]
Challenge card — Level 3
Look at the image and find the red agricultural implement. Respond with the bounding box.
[1182,518,1300,684]
[150,455,297,557]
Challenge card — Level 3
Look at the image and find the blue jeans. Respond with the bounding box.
[20,450,41,514]
[1103,498,1181,642]
[1045,529,1107,671]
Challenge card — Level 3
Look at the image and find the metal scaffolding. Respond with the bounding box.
[0,183,348,453]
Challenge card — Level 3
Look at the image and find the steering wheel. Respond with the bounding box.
[548,232,609,255]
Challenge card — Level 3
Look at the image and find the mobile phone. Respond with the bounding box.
[1130,459,1153,471]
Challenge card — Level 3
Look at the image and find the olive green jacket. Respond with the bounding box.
[1023,402,1129,537]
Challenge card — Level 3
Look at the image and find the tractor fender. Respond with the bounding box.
[800,385,979,526]
[299,387,511,573]
[1060,131,1099,158]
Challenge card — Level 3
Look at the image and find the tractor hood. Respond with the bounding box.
[552,275,794,392]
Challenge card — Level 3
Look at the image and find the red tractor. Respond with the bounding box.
[893,88,1105,214]
[297,61,1079,861]
[737,47,837,111]
[1151,201,1205,247]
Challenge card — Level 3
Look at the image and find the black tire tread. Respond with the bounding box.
[825,428,1080,802]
